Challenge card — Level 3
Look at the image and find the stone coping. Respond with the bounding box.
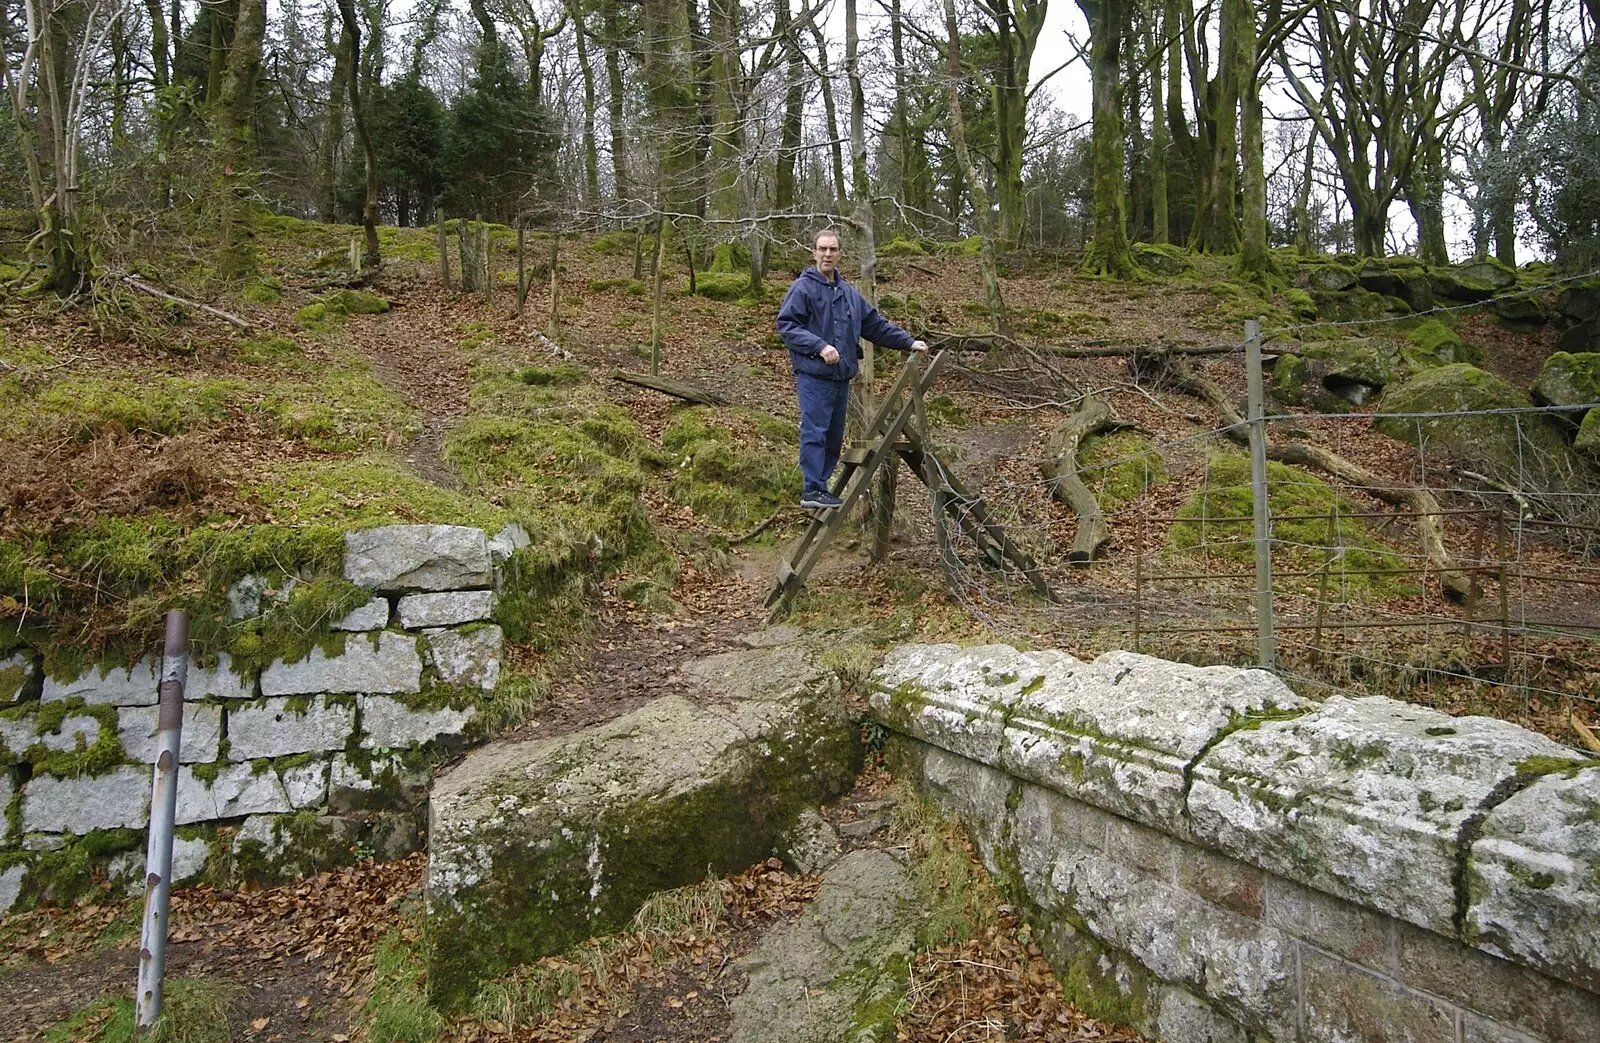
[870,643,1600,995]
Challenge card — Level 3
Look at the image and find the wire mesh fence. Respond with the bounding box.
[872,325,1600,749]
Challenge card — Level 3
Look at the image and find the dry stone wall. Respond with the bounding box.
[0,524,516,914]
[871,643,1600,1042]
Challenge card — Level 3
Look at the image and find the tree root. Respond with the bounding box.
[1040,394,1122,565]
[1159,357,1472,602]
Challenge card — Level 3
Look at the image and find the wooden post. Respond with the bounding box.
[1133,511,1144,652]
[1466,509,1486,638]
[437,206,451,289]
[547,229,562,339]
[1312,508,1335,667]
[516,220,527,317]
[1497,508,1511,669]
[916,373,954,594]
[480,218,492,304]
[1245,319,1275,669]
[650,217,668,376]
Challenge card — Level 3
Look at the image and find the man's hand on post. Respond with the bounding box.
[910,340,929,353]
[821,344,840,365]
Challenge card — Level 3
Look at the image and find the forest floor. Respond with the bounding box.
[2,216,1598,1039]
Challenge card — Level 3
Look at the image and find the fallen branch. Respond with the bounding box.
[119,276,253,329]
[610,370,730,406]
[1161,358,1472,602]
[730,509,786,545]
[531,329,574,361]
[1571,712,1600,753]
[929,330,1278,359]
[1039,394,1121,565]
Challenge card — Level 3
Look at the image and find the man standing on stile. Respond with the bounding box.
[776,229,928,510]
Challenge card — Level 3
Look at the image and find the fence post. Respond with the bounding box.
[1133,510,1144,652]
[1245,319,1275,669]
[136,610,188,1030]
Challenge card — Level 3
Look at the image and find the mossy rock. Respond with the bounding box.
[322,288,391,315]
[1171,454,1405,593]
[1531,352,1600,421]
[1558,319,1600,354]
[1304,264,1358,292]
[1576,409,1600,458]
[941,235,986,257]
[1375,364,1584,488]
[1311,287,1408,324]
[1297,338,1400,392]
[589,276,644,295]
[242,279,282,304]
[1131,242,1190,275]
[709,243,750,274]
[879,237,928,257]
[1555,282,1600,324]
[1430,258,1516,302]
[1283,288,1317,319]
[589,230,639,255]
[692,272,752,301]
[1491,294,1549,330]
[1355,258,1403,297]
[1402,319,1479,368]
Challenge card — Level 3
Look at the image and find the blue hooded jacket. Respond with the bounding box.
[777,266,917,381]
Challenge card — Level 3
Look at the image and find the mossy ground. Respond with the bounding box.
[42,977,241,1043]
[661,406,801,531]
[1077,431,1166,508]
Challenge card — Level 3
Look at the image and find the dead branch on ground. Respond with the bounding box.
[1039,394,1123,565]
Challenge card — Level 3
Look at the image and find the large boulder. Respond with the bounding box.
[1531,352,1600,429]
[1430,258,1517,302]
[1491,294,1549,330]
[425,641,859,1009]
[1402,318,1480,368]
[1132,242,1192,275]
[1555,282,1600,324]
[1303,263,1358,292]
[1374,364,1584,489]
[1559,319,1600,354]
[1311,287,1409,324]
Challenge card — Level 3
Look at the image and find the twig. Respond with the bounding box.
[118,275,254,329]
[1571,711,1600,753]
[730,509,788,545]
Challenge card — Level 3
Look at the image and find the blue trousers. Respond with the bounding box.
[795,372,851,493]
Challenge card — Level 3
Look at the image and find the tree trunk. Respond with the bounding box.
[642,0,697,212]
[775,0,803,233]
[1149,3,1169,245]
[1077,0,1136,277]
[602,0,629,201]
[1194,0,1242,253]
[571,3,601,207]
[318,23,350,223]
[337,0,380,269]
[1235,1,1274,283]
[707,0,741,219]
[805,0,847,214]
[944,0,1011,332]
[216,0,267,282]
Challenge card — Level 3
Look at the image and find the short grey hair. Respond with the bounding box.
[813,228,842,248]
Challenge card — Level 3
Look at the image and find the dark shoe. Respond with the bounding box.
[800,489,843,510]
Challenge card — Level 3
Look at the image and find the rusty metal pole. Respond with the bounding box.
[136,610,188,1029]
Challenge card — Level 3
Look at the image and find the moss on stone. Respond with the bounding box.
[588,276,644,295]
[1077,431,1167,508]
[231,810,359,886]
[233,334,302,366]
[24,700,125,777]
[879,237,929,257]
[1170,453,1408,595]
[691,272,752,301]
[1375,364,1580,487]
[1403,319,1478,367]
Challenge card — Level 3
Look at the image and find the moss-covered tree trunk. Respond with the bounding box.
[1149,3,1169,245]
[337,0,380,270]
[1076,0,1136,278]
[317,23,350,223]
[774,0,803,235]
[708,0,741,221]
[216,0,267,282]
[944,0,1013,328]
[1193,0,1241,253]
[1235,2,1275,284]
[602,0,630,201]
[642,0,697,213]
[569,1,601,206]
[1407,123,1451,266]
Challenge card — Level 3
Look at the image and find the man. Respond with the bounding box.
[776,229,928,510]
